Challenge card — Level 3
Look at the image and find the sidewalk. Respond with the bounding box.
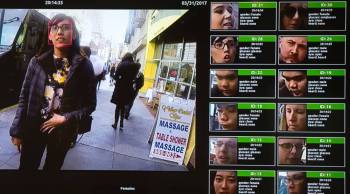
[0,78,187,171]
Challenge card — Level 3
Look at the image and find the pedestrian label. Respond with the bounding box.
[149,95,195,165]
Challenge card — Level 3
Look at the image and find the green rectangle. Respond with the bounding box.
[307,69,345,76]
[238,35,276,42]
[238,103,276,110]
[238,136,275,143]
[239,2,276,8]
[308,2,346,8]
[307,35,346,42]
[307,172,345,179]
[307,103,345,110]
[306,137,345,144]
[238,170,275,177]
[238,69,275,76]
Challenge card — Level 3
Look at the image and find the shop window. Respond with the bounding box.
[159,62,169,78]
[163,43,182,60]
[183,42,196,61]
[167,62,180,81]
[156,78,166,93]
[189,86,196,100]
[175,83,190,99]
[165,81,176,94]
[178,63,194,84]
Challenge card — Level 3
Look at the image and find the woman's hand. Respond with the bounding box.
[11,137,22,152]
[40,113,66,134]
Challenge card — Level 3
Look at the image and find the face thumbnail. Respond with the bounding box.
[49,19,74,48]
[214,70,238,97]
[279,36,307,64]
[281,71,307,97]
[217,104,237,131]
[278,138,304,165]
[211,36,236,64]
[213,171,237,194]
[212,137,237,165]
[286,171,306,194]
[281,3,307,30]
[211,3,235,30]
[285,104,307,131]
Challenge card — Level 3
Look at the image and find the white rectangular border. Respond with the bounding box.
[209,68,277,99]
[277,35,346,65]
[277,103,346,133]
[278,1,347,31]
[210,35,277,65]
[209,135,276,167]
[209,102,276,132]
[277,69,346,99]
[276,136,346,167]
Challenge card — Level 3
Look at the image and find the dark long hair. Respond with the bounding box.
[48,13,81,55]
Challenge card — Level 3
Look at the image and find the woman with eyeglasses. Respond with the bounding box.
[211,36,237,64]
[211,2,238,30]
[280,3,307,30]
[9,13,96,171]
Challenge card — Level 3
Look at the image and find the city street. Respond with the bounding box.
[0,77,187,171]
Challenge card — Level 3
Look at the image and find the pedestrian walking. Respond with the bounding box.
[111,53,139,130]
[9,13,96,171]
[125,64,144,119]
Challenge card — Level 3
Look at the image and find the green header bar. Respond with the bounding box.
[238,35,276,42]
[238,136,275,143]
[307,35,346,42]
[307,69,345,76]
[238,69,275,76]
[238,103,276,110]
[307,103,345,110]
[307,171,345,179]
[238,170,275,177]
[239,2,277,8]
[306,137,345,144]
[308,2,346,8]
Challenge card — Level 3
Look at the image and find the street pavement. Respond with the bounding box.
[0,77,187,171]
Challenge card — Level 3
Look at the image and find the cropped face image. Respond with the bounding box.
[278,138,305,165]
[286,171,306,194]
[211,70,238,97]
[279,36,307,64]
[213,171,237,194]
[280,3,307,30]
[49,19,74,48]
[280,104,307,131]
[280,71,307,97]
[210,137,237,165]
[211,2,238,30]
[216,104,237,131]
[211,36,237,64]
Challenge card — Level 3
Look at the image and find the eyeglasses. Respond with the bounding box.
[50,24,72,33]
[285,174,305,184]
[283,6,307,18]
[213,40,235,50]
[279,143,304,151]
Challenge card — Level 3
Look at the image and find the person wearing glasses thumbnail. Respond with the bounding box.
[210,137,237,165]
[278,138,305,165]
[211,70,238,97]
[279,104,307,132]
[280,3,307,30]
[279,70,307,97]
[9,14,96,171]
[279,36,307,64]
[211,36,237,64]
[215,103,238,131]
[210,170,237,194]
[286,171,307,194]
[211,2,238,30]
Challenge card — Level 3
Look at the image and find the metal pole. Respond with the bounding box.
[0,9,5,44]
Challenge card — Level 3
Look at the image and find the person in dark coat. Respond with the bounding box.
[125,62,144,119]
[111,53,139,130]
[9,14,96,171]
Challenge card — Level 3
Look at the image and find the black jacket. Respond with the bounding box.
[10,50,97,138]
[111,59,139,105]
